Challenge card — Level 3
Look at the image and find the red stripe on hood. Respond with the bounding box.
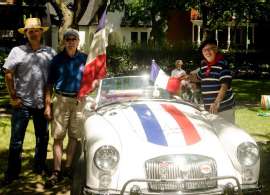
[161,104,201,145]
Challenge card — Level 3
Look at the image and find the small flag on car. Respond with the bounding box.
[150,60,180,95]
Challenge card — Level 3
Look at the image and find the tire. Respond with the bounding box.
[71,141,86,195]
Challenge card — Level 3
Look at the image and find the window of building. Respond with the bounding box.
[141,32,147,45]
[131,32,138,44]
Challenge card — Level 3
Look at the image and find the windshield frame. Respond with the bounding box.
[94,75,170,107]
[87,75,200,111]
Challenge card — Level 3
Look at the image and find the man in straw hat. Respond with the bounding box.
[2,18,56,186]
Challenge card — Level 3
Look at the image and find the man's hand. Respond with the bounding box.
[189,72,198,82]
[44,104,52,120]
[209,101,220,114]
[209,83,228,114]
[10,97,22,108]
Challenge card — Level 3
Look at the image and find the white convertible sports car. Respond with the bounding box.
[72,75,261,195]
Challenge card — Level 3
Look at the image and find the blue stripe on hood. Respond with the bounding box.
[131,104,168,146]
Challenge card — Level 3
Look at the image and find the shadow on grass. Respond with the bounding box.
[233,79,270,103]
[0,149,70,195]
[257,142,270,193]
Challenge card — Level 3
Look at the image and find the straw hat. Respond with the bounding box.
[18,18,49,34]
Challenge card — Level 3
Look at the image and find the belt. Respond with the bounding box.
[55,91,77,98]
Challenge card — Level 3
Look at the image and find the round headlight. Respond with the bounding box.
[94,145,120,171]
[237,142,259,167]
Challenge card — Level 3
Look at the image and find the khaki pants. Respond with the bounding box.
[51,94,85,139]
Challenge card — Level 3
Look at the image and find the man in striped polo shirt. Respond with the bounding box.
[192,39,235,123]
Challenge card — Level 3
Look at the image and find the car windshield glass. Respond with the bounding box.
[94,75,170,107]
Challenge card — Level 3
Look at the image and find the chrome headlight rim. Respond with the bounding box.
[94,145,120,172]
[237,142,259,167]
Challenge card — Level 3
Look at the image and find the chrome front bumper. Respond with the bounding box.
[83,176,261,195]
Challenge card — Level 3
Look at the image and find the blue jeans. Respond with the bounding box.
[5,105,49,178]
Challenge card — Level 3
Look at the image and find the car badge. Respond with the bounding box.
[159,162,170,178]
[159,161,170,169]
[199,164,212,174]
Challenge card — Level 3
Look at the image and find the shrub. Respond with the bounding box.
[107,44,201,76]
[0,51,8,89]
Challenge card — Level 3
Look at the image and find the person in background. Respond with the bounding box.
[171,59,186,78]
[1,18,56,186]
[44,28,87,187]
[190,39,235,123]
[171,59,191,100]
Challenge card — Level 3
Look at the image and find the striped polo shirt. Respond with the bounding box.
[197,54,235,112]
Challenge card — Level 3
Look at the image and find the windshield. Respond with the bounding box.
[94,75,171,107]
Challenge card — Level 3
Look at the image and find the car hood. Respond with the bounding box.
[100,101,218,148]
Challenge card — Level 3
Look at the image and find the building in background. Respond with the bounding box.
[0,0,270,56]
[0,0,51,52]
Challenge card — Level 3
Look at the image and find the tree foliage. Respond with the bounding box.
[21,0,270,46]
[183,0,270,32]
[123,0,186,46]
[125,0,270,42]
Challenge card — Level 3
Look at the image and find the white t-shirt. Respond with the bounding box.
[171,68,186,78]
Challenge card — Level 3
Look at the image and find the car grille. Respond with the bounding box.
[145,154,217,192]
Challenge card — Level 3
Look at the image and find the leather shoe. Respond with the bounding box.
[45,170,62,188]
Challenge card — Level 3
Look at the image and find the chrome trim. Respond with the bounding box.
[120,176,243,195]
[83,181,261,195]
[145,154,217,191]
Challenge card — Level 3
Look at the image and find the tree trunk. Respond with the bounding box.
[57,0,74,51]
[199,0,209,41]
[150,10,166,47]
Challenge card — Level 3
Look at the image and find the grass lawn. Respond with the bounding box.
[233,79,270,103]
[0,79,270,194]
[0,87,8,108]
[236,107,270,142]
[0,117,70,195]
[233,79,270,142]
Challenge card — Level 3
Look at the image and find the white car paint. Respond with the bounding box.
[73,76,260,195]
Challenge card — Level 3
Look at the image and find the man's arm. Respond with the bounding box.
[5,69,22,108]
[44,84,53,120]
[5,69,16,98]
[189,68,201,83]
[209,83,228,114]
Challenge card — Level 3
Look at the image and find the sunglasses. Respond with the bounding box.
[65,38,78,42]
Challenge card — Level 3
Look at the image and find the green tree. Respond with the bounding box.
[24,0,270,47]
[123,0,187,46]
[184,0,270,39]
[124,0,270,44]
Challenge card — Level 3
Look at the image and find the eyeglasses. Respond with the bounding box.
[202,46,217,53]
[65,38,78,42]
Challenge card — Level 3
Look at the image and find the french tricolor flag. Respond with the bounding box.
[78,2,108,98]
[150,60,180,95]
